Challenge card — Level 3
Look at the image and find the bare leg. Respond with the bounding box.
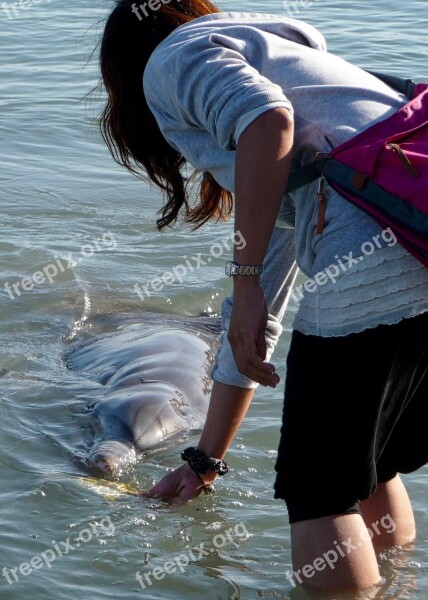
[359,475,416,546]
[290,513,381,591]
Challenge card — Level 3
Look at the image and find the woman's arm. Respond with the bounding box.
[197,108,294,461]
[211,225,297,389]
[145,381,253,501]
[229,107,294,384]
[144,107,294,501]
[196,381,254,461]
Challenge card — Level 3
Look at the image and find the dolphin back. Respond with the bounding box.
[66,313,221,472]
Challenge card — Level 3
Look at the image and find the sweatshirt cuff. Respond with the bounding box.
[210,296,283,389]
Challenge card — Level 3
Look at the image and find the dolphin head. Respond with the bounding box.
[86,440,137,477]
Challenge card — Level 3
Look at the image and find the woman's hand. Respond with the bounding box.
[229,109,293,388]
[140,463,215,503]
[227,279,280,388]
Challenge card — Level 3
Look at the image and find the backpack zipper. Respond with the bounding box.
[386,143,419,178]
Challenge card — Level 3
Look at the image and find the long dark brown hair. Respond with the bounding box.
[99,0,233,230]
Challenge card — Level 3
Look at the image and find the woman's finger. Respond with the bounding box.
[232,333,279,386]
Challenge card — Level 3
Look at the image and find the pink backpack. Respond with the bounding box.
[287,73,428,265]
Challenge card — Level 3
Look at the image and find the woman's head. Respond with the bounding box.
[99,0,233,230]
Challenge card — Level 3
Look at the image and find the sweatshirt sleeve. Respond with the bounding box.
[211,226,298,389]
[143,31,293,155]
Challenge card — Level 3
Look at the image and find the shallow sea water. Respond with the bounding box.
[0,0,427,598]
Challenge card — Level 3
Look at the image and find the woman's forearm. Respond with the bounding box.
[197,380,254,460]
[196,110,294,475]
[228,107,294,386]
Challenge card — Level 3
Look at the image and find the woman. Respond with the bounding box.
[99,1,428,591]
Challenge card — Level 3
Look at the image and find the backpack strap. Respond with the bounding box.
[286,157,325,193]
[286,71,417,194]
[366,71,416,100]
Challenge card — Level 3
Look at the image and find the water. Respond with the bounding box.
[1,0,427,598]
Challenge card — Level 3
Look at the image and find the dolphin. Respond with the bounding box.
[66,313,221,476]
[65,227,297,477]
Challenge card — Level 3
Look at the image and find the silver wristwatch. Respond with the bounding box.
[225,260,264,277]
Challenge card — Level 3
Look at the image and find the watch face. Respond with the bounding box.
[225,261,263,276]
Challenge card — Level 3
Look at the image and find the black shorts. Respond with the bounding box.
[274,311,428,524]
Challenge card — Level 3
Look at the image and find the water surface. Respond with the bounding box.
[0,1,427,598]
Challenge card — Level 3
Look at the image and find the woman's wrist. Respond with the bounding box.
[182,446,229,478]
[233,274,261,289]
[182,462,217,484]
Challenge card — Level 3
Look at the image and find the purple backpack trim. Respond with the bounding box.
[286,75,428,265]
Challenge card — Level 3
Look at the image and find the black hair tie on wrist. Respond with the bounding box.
[181,447,229,476]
